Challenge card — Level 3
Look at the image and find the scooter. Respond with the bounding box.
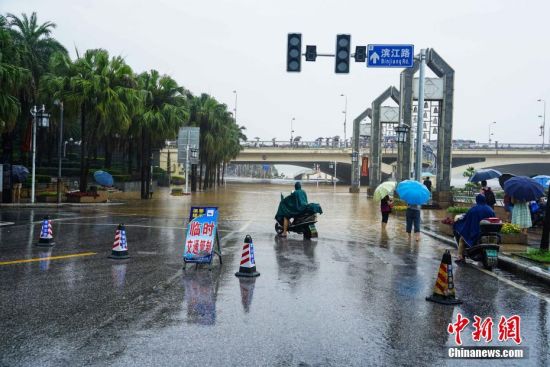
[455,217,502,270]
[275,212,318,239]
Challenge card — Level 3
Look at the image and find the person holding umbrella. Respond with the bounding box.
[373,181,396,228]
[504,176,545,234]
[396,180,431,242]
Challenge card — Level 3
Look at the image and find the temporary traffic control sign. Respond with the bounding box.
[183,206,223,268]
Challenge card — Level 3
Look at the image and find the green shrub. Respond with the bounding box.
[393,205,407,212]
[447,206,469,214]
[37,191,58,197]
[501,223,521,234]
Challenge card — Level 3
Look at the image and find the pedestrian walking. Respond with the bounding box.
[511,198,532,234]
[423,177,432,193]
[380,195,393,228]
[406,203,421,241]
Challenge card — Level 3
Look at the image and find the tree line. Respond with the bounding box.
[0,12,245,197]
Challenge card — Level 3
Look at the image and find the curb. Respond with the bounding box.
[421,228,550,286]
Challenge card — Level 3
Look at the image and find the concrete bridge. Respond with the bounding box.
[232,143,550,184]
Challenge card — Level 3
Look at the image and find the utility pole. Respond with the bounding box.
[56,101,64,204]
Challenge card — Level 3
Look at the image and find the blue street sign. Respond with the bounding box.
[367,44,414,68]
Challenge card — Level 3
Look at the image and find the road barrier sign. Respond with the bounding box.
[184,206,222,268]
[367,44,414,68]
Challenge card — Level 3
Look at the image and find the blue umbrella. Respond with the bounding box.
[421,172,435,177]
[468,168,502,182]
[532,175,550,188]
[11,165,29,182]
[94,170,114,187]
[396,180,431,205]
[504,176,545,201]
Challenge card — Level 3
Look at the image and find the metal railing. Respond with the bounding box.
[239,140,550,152]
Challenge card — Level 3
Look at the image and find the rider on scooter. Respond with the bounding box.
[453,194,495,263]
[278,182,308,237]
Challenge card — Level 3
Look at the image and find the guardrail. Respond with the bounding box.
[453,195,504,207]
[239,140,550,151]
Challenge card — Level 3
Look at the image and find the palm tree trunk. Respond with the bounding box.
[216,163,220,186]
[127,137,133,174]
[79,105,88,192]
[222,162,226,185]
[191,164,197,192]
[199,159,202,190]
[105,136,112,169]
[140,128,146,199]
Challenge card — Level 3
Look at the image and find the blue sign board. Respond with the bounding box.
[184,207,219,264]
[367,44,414,68]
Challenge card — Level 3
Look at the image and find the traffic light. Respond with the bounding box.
[305,45,317,61]
[354,46,366,62]
[287,33,302,72]
[335,34,351,73]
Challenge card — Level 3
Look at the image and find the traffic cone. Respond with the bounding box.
[36,216,55,247]
[235,235,260,277]
[108,224,130,259]
[426,250,462,305]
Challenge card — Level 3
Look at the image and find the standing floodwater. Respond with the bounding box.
[0,183,549,366]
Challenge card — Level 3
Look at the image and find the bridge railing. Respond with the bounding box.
[240,141,550,152]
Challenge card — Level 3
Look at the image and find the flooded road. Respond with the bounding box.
[0,184,549,366]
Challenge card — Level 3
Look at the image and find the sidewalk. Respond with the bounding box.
[0,202,123,208]
[421,227,550,285]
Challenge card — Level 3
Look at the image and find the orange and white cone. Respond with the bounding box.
[36,216,55,247]
[235,235,260,277]
[109,224,130,259]
[426,250,462,305]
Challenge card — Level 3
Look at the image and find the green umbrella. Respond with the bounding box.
[373,181,396,202]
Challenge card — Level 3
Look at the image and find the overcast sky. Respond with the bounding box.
[4,0,550,144]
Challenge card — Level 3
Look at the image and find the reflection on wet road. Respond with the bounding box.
[0,184,549,366]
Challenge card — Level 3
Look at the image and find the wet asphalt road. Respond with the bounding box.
[0,184,549,366]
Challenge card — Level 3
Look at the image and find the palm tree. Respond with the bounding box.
[7,12,66,99]
[136,70,188,198]
[0,15,31,133]
[42,49,141,191]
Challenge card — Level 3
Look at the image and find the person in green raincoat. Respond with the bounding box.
[276,182,309,237]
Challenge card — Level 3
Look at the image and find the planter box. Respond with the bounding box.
[500,233,527,245]
[37,195,58,203]
[66,191,108,203]
[439,224,455,237]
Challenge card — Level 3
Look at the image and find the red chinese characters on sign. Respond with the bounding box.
[202,222,215,236]
[190,222,201,236]
[447,313,470,345]
[498,315,522,345]
[472,316,493,342]
[186,240,193,254]
[448,313,522,346]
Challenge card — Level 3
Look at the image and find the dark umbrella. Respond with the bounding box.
[468,168,502,182]
[503,176,545,201]
[498,173,515,189]
[11,165,29,182]
[93,170,114,187]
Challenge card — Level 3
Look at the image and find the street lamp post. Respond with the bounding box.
[30,105,49,204]
[233,90,238,124]
[538,99,546,149]
[488,121,496,146]
[414,49,427,182]
[290,117,295,147]
[54,100,64,204]
[340,94,347,147]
